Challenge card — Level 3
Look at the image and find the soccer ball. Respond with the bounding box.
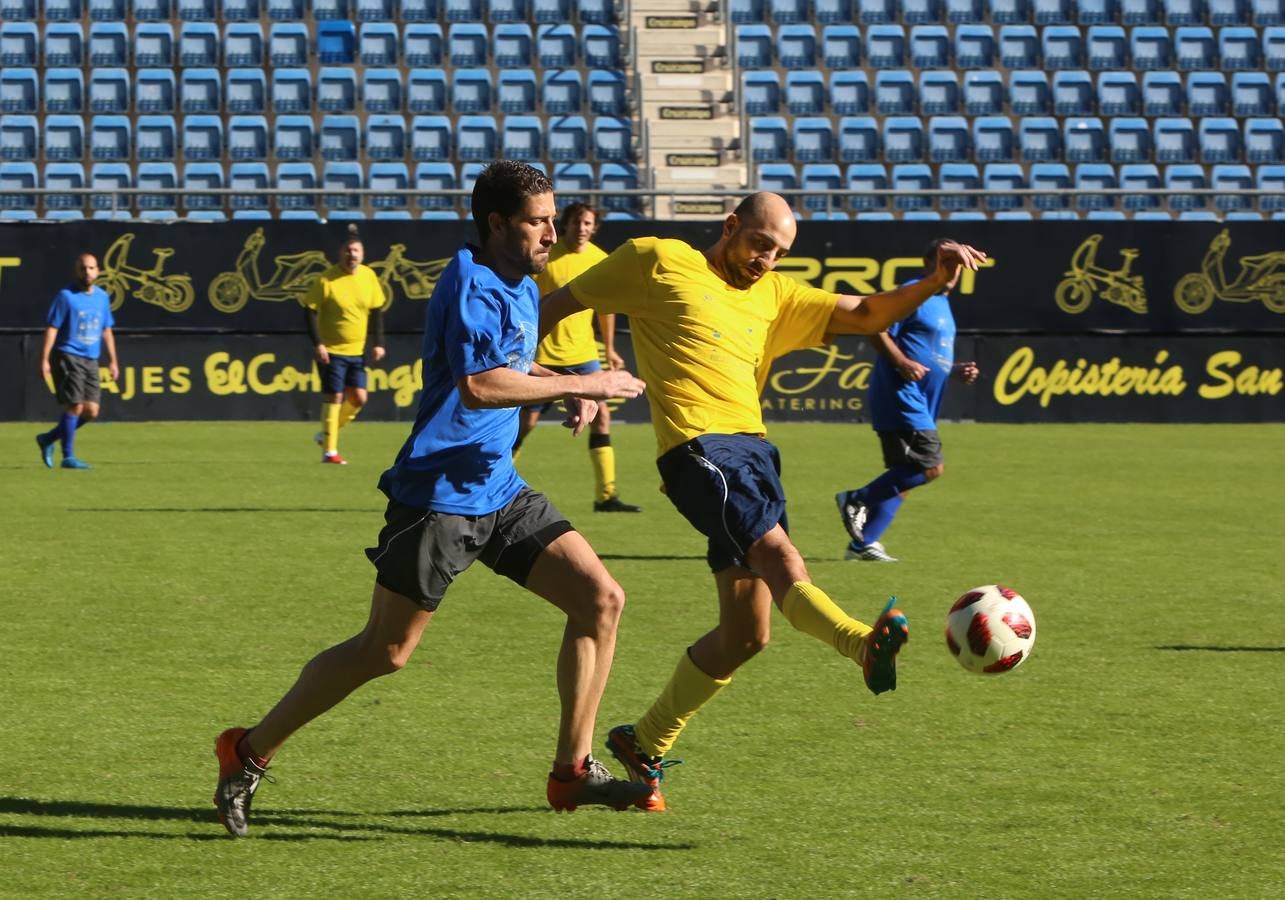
[945,585,1037,674]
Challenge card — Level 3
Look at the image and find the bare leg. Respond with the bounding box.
[687,567,774,680]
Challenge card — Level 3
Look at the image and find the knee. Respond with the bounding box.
[924,464,944,482]
[593,580,625,631]
[734,630,770,659]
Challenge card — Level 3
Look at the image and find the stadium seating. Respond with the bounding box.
[47,68,85,113]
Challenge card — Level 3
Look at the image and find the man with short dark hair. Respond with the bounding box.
[213,161,651,836]
[36,253,119,470]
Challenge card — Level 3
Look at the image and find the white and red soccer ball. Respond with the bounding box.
[945,584,1037,674]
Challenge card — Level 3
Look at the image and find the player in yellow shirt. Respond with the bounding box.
[512,203,640,512]
[301,228,386,464]
[540,192,986,811]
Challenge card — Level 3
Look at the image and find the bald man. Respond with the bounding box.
[540,193,987,811]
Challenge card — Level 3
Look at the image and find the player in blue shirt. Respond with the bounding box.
[835,239,981,561]
[212,161,650,837]
[35,253,119,470]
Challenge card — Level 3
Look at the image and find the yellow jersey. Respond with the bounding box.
[533,241,609,366]
[568,237,838,457]
[301,264,385,356]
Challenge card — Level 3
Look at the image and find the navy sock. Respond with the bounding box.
[856,465,928,505]
[58,413,79,458]
[860,495,904,545]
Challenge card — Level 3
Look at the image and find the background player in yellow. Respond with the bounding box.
[540,192,987,811]
[301,227,386,464]
[511,203,641,513]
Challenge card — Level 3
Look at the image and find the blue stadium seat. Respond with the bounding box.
[875,70,915,113]
[1009,70,1051,112]
[228,161,268,209]
[777,24,817,68]
[225,68,265,113]
[800,162,842,212]
[1086,25,1126,69]
[1263,26,1285,68]
[319,68,358,112]
[552,161,592,204]
[318,21,357,63]
[133,0,171,19]
[845,163,888,209]
[588,71,625,116]
[577,0,615,24]
[815,0,854,23]
[88,69,129,115]
[1020,116,1061,161]
[750,116,789,162]
[47,0,85,18]
[1131,26,1171,69]
[271,68,310,113]
[135,23,174,67]
[366,113,406,160]
[946,0,985,21]
[411,114,452,160]
[542,70,582,114]
[1163,0,1202,25]
[267,0,303,17]
[973,116,1015,160]
[1098,71,1139,114]
[322,162,362,210]
[182,114,222,159]
[369,162,409,208]
[414,161,456,209]
[547,115,587,161]
[44,24,84,67]
[136,114,176,160]
[1084,210,1125,219]
[592,116,631,162]
[274,114,313,160]
[744,72,781,114]
[999,25,1039,68]
[982,162,1025,208]
[1228,71,1269,115]
[1119,163,1161,208]
[452,68,492,112]
[1154,117,1196,162]
[793,117,834,162]
[401,0,440,20]
[1199,117,1240,162]
[1217,26,1258,69]
[538,23,577,67]
[1029,162,1070,208]
[179,22,218,66]
[1165,163,1206,209]
[729,0,765,22]
[988,0,1029,22]
[489,0,527,20]
[407,68,447,114]
[181,161,222,211]
[993,210,1034,219]
[929,115,970,161]
[228,115,268,161]
[1142,70,1183,114]
[444,0,482,19]
[224,23,263,67]
[883,116,925,161]
[911,25,950,68]
[1073,162,1116,209]
[319,116,360,162]
[0,0,36,17]
[955,25,995,68]
[1186,71,1228,114]
[736,24,774,68]
[785,71,826,115]
[1174,26,1215,69]
[583,25,620,68]
[1042,25,1083,68]
[858,0,896,22]
[493,23,532,68]
[600,162,640,211]
[920,72,960,113]
[136,163,178,212]
[0,69,38,114]
[1210,163,1251,209]
[178,68,217,114]
[43,114,83,161]
[89,0,126,19]
[757,163,799,197]
[1109,116,1151,161]
[88,23,128,67]
[498,69,537,114]
[1077,0,1117,23]
[274,161,317,209]
[770,0,807,23]
[867,25,906,67]
[360,22,399,66]
[822,24,861,68]
[939,163,981,209]
[501,114,542,160]
[269,23,309,66]
[830,71,869,114]
[902,0,941,23]
[891,164,932,210]
[89,162,130,210]
[838,116,879,161]
[1253,0,1282,24]
[357,0,395,19]
[45,68,85,113]
[90,115,129,160]
[456,114,496,161]
[44,162,86,208]
[964,70,1004,114]
[1053,70,1093,114]
[1064,116,1106,161]
[404,24,444,66]
[1033,0,1072,22]
[1257,164,1285,210]
[1120,0,1161,22]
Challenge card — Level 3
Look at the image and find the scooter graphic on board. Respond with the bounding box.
[1173,229,1285,314]
[207,227,331,314]
[368,243,449,311]
[97,233,196,313]
[1053,234,1147,315]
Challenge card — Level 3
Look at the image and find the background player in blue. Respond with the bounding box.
[35,253,119,471]
[212,161,649,836]
[836,239,981,562]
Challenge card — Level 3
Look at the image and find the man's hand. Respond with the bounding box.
[560,397,600,437]
[897,359,929,382]
[40,358,51,380]
[371,345,386,362]
[953,361,980,384]
[605,348,625,370]
[108,361,120,382]
[315,344,330,365]
[577,369,646,401]
[931,241,988,285]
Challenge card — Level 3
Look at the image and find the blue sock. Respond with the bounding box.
[856,465,928,505]
[58,413,79,458]
[861,495,904,546]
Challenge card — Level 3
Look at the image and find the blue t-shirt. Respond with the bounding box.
[46,285,114,360]
[867,280,956,432]
[377,247,538,514]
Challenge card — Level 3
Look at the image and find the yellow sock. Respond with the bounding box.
[634,651,731,758]
[338,400,361,429]
[589,445,616,502]
[321,401,341,453]
[780,582,872,663]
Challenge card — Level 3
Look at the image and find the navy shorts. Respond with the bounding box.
[523,359,601,415]
[656,434,789,573]
[321,354,367,394]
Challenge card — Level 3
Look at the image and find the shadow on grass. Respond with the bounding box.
[597,554,706,561]
[69,507,374,513]
[0,797,696,849]
[1156,645,1285,652]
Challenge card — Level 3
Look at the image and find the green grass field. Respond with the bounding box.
[1,420,1282,898]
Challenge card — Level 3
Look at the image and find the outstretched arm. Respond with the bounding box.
[826,241,987,335]
[458,365,644,410]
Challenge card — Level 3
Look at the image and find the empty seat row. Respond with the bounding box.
[747,113,1285,164]
[0,0,617,24]
[740,68,1285,116]
[728,0,1284,27]
[0,112,635,165]
[733,22,1285,71]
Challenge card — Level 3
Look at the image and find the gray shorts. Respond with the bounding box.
[51,351,101,406]
[364,486,574,611]
[877,429,944,470]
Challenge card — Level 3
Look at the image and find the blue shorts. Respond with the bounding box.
[321,354,367,394]
[656,433,789,573]
[523,358,601,415]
